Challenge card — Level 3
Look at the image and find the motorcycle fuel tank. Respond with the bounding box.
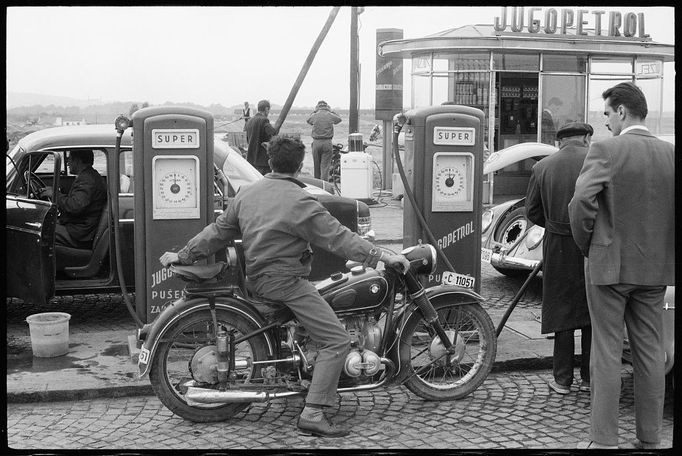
[316,267,389,315]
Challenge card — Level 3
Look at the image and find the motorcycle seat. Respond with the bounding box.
[170,262,229,283]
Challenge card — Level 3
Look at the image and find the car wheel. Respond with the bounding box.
[492,207,534,278]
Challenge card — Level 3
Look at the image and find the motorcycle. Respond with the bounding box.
[137,242,497,423]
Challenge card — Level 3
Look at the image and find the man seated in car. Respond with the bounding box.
[40,150,107,248]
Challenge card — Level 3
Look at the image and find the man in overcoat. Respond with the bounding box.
[245,99,277,175]
[525,122,593,395]
[569,82,674,450]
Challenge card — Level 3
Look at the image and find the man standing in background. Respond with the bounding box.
[569,82,674,450]
[245,99,277,175]
[307,100,341,180]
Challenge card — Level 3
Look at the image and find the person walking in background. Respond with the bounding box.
[242,101,251,130]
[525,122,594,396]
[307,100,341,180]
[569,82,675,450]
[245,99,277,175]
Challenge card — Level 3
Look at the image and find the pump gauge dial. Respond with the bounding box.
[431,152,474,212]
[152,155,200,219]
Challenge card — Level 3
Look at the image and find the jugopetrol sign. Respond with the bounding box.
[494,7,649,39]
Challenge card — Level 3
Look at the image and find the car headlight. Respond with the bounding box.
[481,209,494,233]
[524,225,544,250]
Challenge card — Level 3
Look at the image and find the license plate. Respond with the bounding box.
[441,271,475,288]
[481,248,493,263]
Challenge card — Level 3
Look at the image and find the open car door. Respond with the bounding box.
[6,151,61,305]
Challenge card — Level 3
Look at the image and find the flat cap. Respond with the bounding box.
[556,122,594,139]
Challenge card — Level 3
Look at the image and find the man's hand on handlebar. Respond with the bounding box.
[159,252,180,268]
[381,253,411,274]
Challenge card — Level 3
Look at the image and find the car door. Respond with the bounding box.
[6,151,61,304]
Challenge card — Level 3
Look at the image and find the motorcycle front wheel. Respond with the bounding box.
[149,308,271,422]
[400,301,497,400]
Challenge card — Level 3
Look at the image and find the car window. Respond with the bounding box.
[119,150,134,193]
[35,149,108,176]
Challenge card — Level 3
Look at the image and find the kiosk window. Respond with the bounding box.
[493,53,539,71]
[543,55,587,73]
[590,57,633,74]
[540,74,586,145]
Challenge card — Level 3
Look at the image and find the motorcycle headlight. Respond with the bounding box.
[481,209,494,234]
[524,225,544,250]
[401,243,437,275]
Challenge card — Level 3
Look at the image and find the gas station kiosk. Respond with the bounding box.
[401,105,484,291]
[132,106,215,324]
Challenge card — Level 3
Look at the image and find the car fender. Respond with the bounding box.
[137,295,273,378]
[483,142,557,174]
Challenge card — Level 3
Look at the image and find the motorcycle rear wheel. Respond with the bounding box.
[400,302,496,400]
[149,308,271,422]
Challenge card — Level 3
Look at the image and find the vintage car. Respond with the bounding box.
[6,125,374,306]
[480,141,674,375]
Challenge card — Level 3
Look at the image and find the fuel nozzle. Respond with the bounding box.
[392,112,407,134]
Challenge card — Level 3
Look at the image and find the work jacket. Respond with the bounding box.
[307,107,342,140]
[178,173,379,278]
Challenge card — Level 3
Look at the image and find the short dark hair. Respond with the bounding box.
[70,149,94,166]
[267,136,305,173]
[257,100,270,112]
[602,82,648,119]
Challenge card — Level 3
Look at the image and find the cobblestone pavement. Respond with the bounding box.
[6,365,674,450]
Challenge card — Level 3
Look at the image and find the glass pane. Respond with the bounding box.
[590,57,633,74]
[434,52,490,72]
[412,74,431,108]
[540,75,586,145]
[587,77,631,142]
[635,59,663,79]
[412,54,432,74]
[433,76,449,105]
[35,153,56,174]
[433,58,449,72]
[493,53,539,71]
[543,54,587,73]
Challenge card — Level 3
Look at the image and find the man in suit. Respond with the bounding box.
[40,149,107,249]
[569,82,675,450]
[245,99,277,175]
[526,122,593,396]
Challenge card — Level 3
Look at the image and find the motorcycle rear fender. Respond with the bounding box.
[389,287,485,385]
[137,296,273,378]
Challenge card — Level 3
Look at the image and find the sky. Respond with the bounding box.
[6,6,676,110]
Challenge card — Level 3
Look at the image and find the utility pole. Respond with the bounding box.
[349,6,360,133]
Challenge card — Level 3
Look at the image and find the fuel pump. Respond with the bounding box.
[131,106,215,323]
[397,106,484,290]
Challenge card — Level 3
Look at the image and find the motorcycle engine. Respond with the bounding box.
[297,314,384,378]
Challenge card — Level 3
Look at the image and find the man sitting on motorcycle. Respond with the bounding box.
[160,135,409,438]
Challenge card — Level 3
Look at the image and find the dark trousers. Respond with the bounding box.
[312,139,333,180]
[252,274,351,407]
[553,327,591,386]
[55,223,81,248]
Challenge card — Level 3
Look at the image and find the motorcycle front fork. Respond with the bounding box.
[404,272,457,363]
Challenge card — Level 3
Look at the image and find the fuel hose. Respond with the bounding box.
[112,132,144,328]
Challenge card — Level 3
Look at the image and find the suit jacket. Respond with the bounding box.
[568,129,675,286]
[57,166,107,243]
[245,112,276,167]
[526,140,590,333]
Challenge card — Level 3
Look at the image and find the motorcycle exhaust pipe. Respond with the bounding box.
[184,358,396,405]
